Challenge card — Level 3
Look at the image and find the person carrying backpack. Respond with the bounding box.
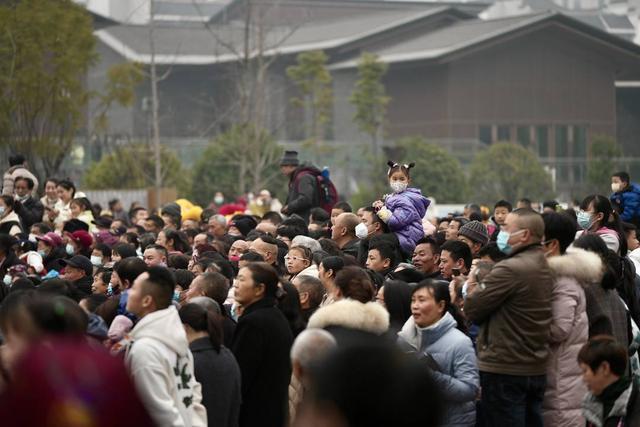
[280,151,337,223]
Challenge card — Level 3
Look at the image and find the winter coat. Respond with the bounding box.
[190,338,241,427]
[611,183,640,224]
[2,165,39,197]
[380,188,429,256]
[543,249,602,427]
[14,196,44,231]
[590,284,630,347]
[125,306,207,427]
[0,211,22,236]
[291,263,319,281]
[583,380,640,427]
[575,228,620,254]
[464,244,553,376]
[397,313,478,427]
[231,297,293,427]
[285,166,320,223]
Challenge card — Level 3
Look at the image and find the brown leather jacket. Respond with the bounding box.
[465,244,553,376]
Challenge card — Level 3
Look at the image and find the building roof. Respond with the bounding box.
[154,1,229,22]
[95,5,471,64]
[328,12,640,70]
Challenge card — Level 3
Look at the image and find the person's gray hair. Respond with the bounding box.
[189,296,221,315]
[292,235,322,254]
[210,214,227,226]
[290,328,337,369]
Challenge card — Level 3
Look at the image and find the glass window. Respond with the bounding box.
[497,125,511,142]
[556,125,569,158]
[517,126,530,148]
[536,126,549,158]
[479,125,492,145]
[574,126,587,158]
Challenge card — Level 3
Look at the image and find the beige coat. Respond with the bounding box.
[543,249,602,427]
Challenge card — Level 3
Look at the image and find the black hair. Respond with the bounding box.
[145,244,168,259]
[440,240,472,270]
[368,242,397,271]
[387,160,415,178]
[280,216,308,235]
[261,211,283,225]
[163,229,191,253]
[335,266,375,303]
[94,243,111,259]
[580,195,627,256]
[412,279,467,334]
[146,215,165,230]
[9,154,25,166]
[518,198,532,208]
[138,233,157,251]
[31,222,52,234]
[450,216,469,229]
[333,201,352,213]
[168,253,190,270]
[14,176,34,190]
[542,212,578,254]
[173,269,195,291]
[179,303,223,352]
[320,256,345,278]
[239,251,265,263]
[1,195,15,212]
[36,278,81,302]
[277,225,302,241]
[115,257,147,289]
[243,262,280,298]
[477,242,507,262]
[277,281,305,337]
[361,206,389,233]
[207,259,235,283]
[29,295,88,336]
[415,236,441,255]
[112,243,137,259]
[296,275,324,309]
[310,207,330,223]
[143,266,175,309]
[57,180,76,197]
[578,335,628,377]
[573,234,618,290]
[622,222,637,233]
[387,268,426,284]
[543,200,559,210]
[612,171,630,184]
[81,293,108,313]
[494,200,512,211]
[384,280,414,333]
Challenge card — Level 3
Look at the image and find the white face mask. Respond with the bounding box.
[355,222,369,239]
[3,275,11,286]
[390,181,408,193]
[90,255,103,267]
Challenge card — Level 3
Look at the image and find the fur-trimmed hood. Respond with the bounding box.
[307,299,389,335]
[549,248,603,285]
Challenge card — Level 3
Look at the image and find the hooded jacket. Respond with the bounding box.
[611,183,640,224]
[583,379,640,427]
[0,211,22,236]
[397,313,478,427]
[126,306,207,427]
[307,298,390,336]
[543,249,602,427]
[2,165,39,197]
[380,188,429,256]
[464,244,553,376]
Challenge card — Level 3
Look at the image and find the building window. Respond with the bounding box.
[555,125,569,158]
[479,125,492,145]
[517,126,530,149]
[497,125,511,142]
[536,126,549,158]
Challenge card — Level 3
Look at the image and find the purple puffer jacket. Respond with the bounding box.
[385,188,430,255]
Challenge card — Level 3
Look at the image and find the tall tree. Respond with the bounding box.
[0,0,96,180]
[349,52,390,158]
[286,50,333,150]
[469,142,554,204]
[396,137,468,203]
[189,124,285,206]
[587,135,622,195]
[83,143,188,191]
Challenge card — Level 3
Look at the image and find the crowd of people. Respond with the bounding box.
[1,151,640,427]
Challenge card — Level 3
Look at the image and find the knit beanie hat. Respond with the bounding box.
[280,150,300,166]
[458,221,489,246]
[229,215,258,237]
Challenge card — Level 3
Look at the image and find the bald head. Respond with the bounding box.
[250,237,278,265]
[510,208,544,241]
[336,213,359,237]
[290,328,337,381]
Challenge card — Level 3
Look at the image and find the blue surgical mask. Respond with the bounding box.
[65,243,75,255]
[577,210,593,231]
[0,207,5,216]
[496,229,525,255]
[38,249,47,257]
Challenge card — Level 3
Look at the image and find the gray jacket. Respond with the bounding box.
[397,312,479,427]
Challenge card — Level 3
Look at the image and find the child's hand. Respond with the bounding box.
[372,200,384,211]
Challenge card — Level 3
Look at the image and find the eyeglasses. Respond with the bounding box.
[284,255,308,262]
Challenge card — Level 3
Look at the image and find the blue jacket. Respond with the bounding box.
[611,183,640,223]
[384,188,429,255]
[397,312,479,427]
